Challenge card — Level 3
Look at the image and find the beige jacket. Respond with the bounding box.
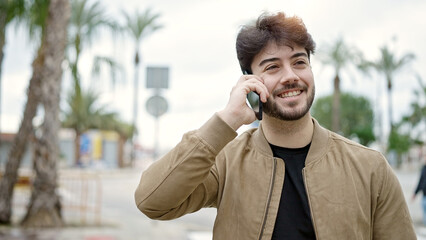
[135,114,416,239]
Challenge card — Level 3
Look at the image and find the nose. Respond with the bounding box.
[279,65,300,84]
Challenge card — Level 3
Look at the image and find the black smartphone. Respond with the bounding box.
[247,91,263,120]
[243,71,263,120]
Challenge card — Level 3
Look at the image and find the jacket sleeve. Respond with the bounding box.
[134,114,237,220]
[373,158,416,239]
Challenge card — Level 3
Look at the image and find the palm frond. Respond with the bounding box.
[91,55,125,87]
[69,0,118,49]
[121,7,163,44]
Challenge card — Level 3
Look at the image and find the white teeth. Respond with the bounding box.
[280,90,301,98]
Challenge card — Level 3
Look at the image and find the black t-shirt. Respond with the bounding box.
[270,143,316,240]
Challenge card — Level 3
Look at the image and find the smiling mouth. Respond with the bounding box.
[278,90,302,98]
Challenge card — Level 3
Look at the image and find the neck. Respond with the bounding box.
[261,113,314,148]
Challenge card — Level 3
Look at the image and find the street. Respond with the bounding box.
[1,164,426,240]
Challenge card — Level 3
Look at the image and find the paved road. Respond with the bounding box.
[1,166,426,240]
[0,167,216,240]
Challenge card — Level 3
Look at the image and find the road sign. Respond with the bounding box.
[146,66,169,89]
[146,95,168,118]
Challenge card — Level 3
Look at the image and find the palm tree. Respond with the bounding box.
[62,88,127,165]
[68,0,118,98]
[357,56,385,150]
[0,0,69,226]
[317,37,360,133]
[121,8,162,163]
[63,88,102,165]
[67,0,121,165]
[0,0,51,224]
[0,0,25,145]
[369,45,415,130]
[21,0,70,227]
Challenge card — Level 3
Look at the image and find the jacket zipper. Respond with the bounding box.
[258,157,277,240]
[302,168,319,238]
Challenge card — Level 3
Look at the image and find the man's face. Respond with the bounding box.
[250,42,315,121]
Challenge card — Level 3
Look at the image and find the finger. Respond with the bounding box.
[238,74,264,84]
[240,80,269,103]
[236,75,269,102]
[252,83,269,102]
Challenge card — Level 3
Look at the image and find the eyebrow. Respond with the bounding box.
[258,52,309,67]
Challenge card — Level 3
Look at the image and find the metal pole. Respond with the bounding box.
[153,116,159,160]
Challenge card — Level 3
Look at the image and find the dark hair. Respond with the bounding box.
[236,12,316,74]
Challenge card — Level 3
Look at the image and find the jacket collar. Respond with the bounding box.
[252,118,330,165]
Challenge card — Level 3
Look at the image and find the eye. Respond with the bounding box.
[265,65,278,71]
[294,59,309,68]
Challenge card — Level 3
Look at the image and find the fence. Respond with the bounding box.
[10,170,102,225]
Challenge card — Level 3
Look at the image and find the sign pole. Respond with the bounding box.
[146,66,169,160]
[153,116,160,160]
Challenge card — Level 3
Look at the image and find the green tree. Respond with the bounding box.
[401,75,425,138]
[389,75,426,167]
[312,92,375,146]
[317,37,360,133]
[121,8,162,162]
[388,127,412,168]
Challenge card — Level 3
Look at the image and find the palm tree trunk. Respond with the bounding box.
[374,79,385,153]
[0,40,44,225]
[387,76,394,131]
[118,136,125,168]
[21,137,63,227]
[0,13,6,148]
[0,14,5,73]
[332,74,341,133]
[131,50,140,165]
[20,0,70,228]
[71,34,81,96]
[74,131,81,165]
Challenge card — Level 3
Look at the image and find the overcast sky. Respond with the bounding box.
[2,0,425,153]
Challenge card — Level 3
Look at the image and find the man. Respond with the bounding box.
[413,160,426,225]
[135,12,416,239]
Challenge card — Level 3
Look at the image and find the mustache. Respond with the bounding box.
[272,83,307,95]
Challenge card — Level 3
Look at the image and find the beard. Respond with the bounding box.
[263,84,315,121]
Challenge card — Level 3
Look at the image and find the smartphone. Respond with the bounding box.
[247,91,263,120]
[243,71,263,120]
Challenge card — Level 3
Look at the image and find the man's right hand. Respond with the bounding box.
[217,74,269,131]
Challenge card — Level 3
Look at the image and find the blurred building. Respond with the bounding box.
[0,129,130,169]
[0,133,33,168]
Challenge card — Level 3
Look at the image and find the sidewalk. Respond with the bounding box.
[0,167,425,240]
[0,167,216,240]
